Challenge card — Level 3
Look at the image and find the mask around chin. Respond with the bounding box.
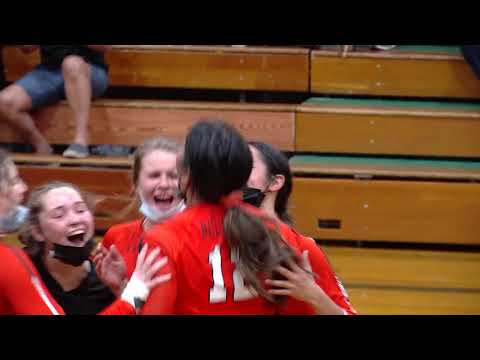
[242,187,266,208]
[0,206,30,234]
[139,196,186,224]
[49,239,95,267]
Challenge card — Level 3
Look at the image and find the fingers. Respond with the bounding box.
[301,251,313,272]
[149,273,172,288]
[286,259,303,274]
[93,250,107,276]
[94,259,104,277]
[143,247,161,269]
[134,246,166,283]
[136,243,148,267]
[93,244,107,257]
[109,245,122,261]
[274,265,295,280]
[92,252,104,268]
[265,279,294,289]
[267,289,291,296]
[144,256,168,278]
[102,250,114,269]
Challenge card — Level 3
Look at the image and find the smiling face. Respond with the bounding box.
[33,186,94,248]
[0,162,28,210]
[137,149,182,214]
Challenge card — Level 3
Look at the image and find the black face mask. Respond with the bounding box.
[50,239,95,267]
[242,187,266,208]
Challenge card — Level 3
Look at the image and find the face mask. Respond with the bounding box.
[49,239,95,267]
[0,206,30,234]
[242,187,266,208]
[139,196,186,224]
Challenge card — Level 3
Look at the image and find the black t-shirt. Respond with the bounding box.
[31,254,116,315]
[40,45,108,70]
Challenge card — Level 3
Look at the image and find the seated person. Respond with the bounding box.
[0,45,111,158]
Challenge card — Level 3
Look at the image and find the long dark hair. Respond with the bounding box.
[183,121,297,303]
[249,142,293,226]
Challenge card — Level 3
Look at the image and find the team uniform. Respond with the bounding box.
[140,203,356,315]
[283,228,357,315]
[30,253,135,315]
[101,220,145,279]
[0,244,64,315]
[0,243,136,315]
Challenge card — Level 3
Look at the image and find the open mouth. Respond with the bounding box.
[67,231,86,245]
[153,195,175,209]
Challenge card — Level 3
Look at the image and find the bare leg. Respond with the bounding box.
[0,84,52,154]
[62,55,91,147]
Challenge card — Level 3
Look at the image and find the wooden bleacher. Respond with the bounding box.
[4,45,479,99]
[0,99,296,151]
[2,45,480,314]
[3,45,310,92]
[296,97,480,157]
[15,158,135,232]
[290,156,480,246]
[311,45,480,99]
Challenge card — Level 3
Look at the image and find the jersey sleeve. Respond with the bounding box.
[101,226,118,249]
[0,246,65,315]
[298,237,358,315]
[98,299,136,315]
[139,226,180,315]
[140,261,177,315]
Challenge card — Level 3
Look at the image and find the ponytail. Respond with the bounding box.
[221,193,297,303]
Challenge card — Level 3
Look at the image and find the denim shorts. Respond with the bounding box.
[16,62,109,110]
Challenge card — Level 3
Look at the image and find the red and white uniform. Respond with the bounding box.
[102,220,145,279]
[0,244,135,315]
[283,228,357,315]
[140,204,357,315]
[0,244,64,315]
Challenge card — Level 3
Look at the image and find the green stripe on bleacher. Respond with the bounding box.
[290,156,480,171]
[303,97,480,111]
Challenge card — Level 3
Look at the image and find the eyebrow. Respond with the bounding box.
[49,202,87,211]
[48,206,65,213]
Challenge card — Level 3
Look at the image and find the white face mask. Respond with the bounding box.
[0,205,30,234]
[139,196,186,224]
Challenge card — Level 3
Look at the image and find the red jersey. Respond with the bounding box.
[282,228,357,315]
[0,244,64,315]
[102,220,144,278]
[141,204,348,315]
[0,244,135,315]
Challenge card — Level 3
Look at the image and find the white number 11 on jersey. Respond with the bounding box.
[208,245,257,303]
